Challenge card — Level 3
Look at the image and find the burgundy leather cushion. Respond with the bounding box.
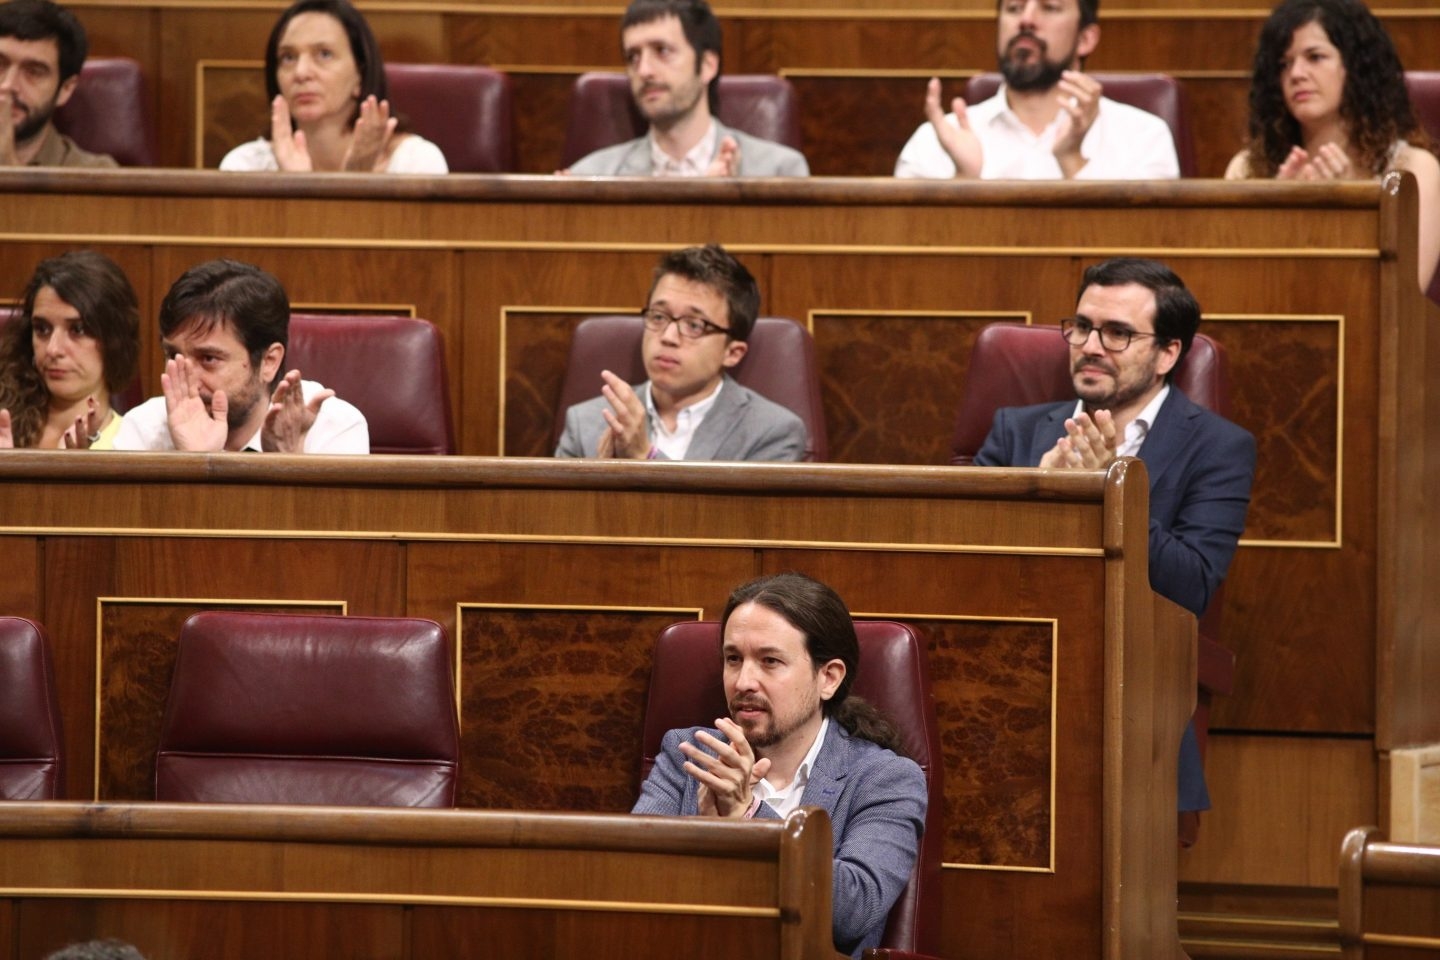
[0,617,64,800]
[641,620,943,955]
[0,306,143,414]
[156,612,460,807]
[964,72,1197,177]
[1405,73,1440,303]
[53,58,156,167]
[560,73,801,169]
[386,63,514,173]
[286,314,453,455]
[552,314,827,461]
[949,322,1228,464]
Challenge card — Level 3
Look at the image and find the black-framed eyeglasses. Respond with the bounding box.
[1060,317,1160,352]
[641,308,731,340]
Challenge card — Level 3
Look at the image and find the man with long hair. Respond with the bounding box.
[633,573,926,957]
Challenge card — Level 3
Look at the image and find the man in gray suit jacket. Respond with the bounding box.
[633,574,927,958]
[554,244,806,461]
[567,0,808,178]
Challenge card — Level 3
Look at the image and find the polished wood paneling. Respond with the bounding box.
[0,455,1188,960]
[456,604,686,811]
[1179,734,1378,888]
[0,803,830,960]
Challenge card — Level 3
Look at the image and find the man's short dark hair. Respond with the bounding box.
[621,0,722,114]
[648,244,759,341]
[720,572,906,755]
[0,0,89,83]
[1078,257,1199,380]
[44,940,148,960]
[158,260,289,389]
[996,0,1099,29]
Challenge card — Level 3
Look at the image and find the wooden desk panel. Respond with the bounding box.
[0,455,1186,960]
[0,803,832,960]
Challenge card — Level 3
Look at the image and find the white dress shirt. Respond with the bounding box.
[644,378,724,459]
[753,717,829,818]
[895,86,1179,180]
[113,379,370,453]
[1070,384,1170,457]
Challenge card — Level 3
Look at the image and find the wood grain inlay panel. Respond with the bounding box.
[813,311,1018,465]
[457,606,694,811]
[97,599,344,800]
[924,618,1054,869]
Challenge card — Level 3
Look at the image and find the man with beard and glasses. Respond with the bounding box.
[895,0,1178,179]
[973,257,1254,820]
[632,573,926,958]
[0,0,116,167]
[566,0,808,177]
[113,260,368,454]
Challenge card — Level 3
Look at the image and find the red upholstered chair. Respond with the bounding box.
[0,617,64,800]
[1405,73,1440,303]
[551,314,827,461]
[385,63,514,172]
[155,612,460,807]
[949,322,1228,466]
[963,72,1197,177]
[53,57,156,167]
[0,306,143,414]
[559,73,802,169]
[286,314,453,455]
[950,321,1236,801]
[640,620,944,959]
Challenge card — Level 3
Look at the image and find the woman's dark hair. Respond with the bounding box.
[720,572,907,756]
[1244,0,1430,176]
[264,0,388,131]
[0,251,140,448]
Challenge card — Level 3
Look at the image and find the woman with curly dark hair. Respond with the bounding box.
[1226,0,1439,290]
[0,251,140,449]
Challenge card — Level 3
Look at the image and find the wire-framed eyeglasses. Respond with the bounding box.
[641,309,731,340]
[1059,317,1159,352]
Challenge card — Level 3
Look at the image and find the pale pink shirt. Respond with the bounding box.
[649,120,719,177]
[643,378,724,459]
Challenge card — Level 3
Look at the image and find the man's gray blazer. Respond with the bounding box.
[633,720,927,957]
[568,120,810,177]
[554,376,807,461]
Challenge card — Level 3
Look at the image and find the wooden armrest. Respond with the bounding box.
[1198,633,1236,696]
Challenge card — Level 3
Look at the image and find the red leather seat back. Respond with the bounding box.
[0,617,65,800]
[964,72,1197,177]
[949,322,1228,465]
[53,58,156,166]
[641,619,944,955]
[156,612,460,807]
[386,63,514,172]
[560,73,801,169]
[286,314,453,455]
[1404,72,1440,303]
[552,314,828,461]
[0,306,143,414]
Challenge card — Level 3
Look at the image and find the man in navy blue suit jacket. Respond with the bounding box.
[974,257,1255,812]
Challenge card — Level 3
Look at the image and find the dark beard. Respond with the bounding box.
[12,97,58,145]
[998,32,1071,93]
[1001,56,1067,93]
